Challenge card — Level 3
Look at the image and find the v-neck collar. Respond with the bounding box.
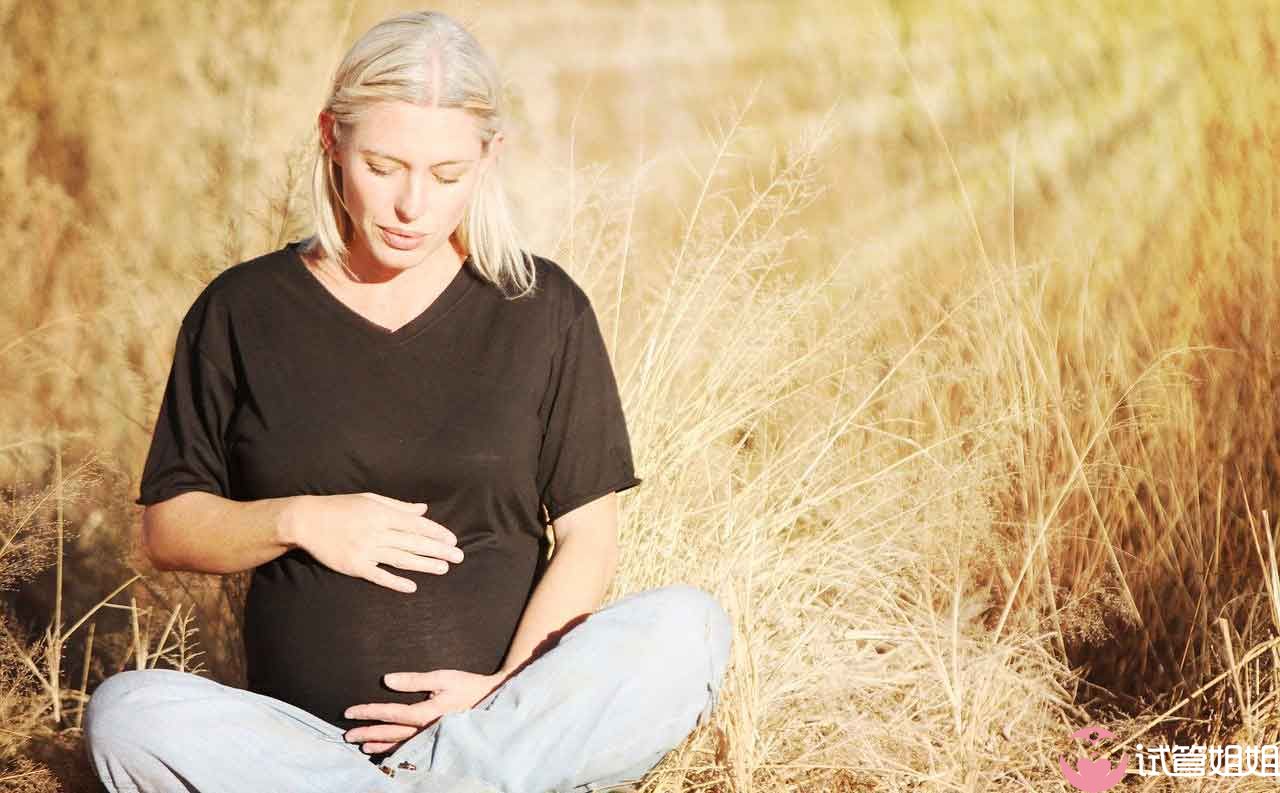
[286,239,476,345]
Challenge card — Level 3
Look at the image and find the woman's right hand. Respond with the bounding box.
[285,493,463,593]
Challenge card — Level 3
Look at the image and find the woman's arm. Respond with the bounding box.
[496,493,621,677]
[144,490,463,592]
[141,491,304,574]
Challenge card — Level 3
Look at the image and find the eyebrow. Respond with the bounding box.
[360,148,473,168]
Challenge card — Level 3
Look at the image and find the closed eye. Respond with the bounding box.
[367,163,460,184]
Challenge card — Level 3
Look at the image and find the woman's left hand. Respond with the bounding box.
[343,669,506,755]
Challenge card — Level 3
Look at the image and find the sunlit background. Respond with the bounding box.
[4,1,1280,790]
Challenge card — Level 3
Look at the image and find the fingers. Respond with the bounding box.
[359,741,399,755]
[364,564,419,593]
[380,533,465,566]
[361,492,428,514]
[389,514,458,546]
[344,723,419,745]
[349,724,419,742]
[378,548,451,576]
[384,671,443,691]
[346,703,426,726]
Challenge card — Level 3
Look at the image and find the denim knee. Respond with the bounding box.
[639,585,732,727]
[85,669,194,744]
[645,586,732,676]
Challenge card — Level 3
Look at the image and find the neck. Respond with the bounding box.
[306,234,466,287]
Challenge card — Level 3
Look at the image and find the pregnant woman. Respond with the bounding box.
[84,10,732,793]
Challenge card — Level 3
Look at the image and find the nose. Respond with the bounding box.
[395,173,437,225]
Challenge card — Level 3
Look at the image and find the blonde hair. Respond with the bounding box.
[305,10,536,299]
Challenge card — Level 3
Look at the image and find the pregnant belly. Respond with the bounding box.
[243,538,537,732]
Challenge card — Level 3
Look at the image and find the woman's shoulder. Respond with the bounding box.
[522,252,595,326]
[177,243,296,337]
[204,242,296,296]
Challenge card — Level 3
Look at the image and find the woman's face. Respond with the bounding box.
[321,100,498,276]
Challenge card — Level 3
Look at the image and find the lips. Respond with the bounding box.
[376,226,427,250]
[380,226,423,240]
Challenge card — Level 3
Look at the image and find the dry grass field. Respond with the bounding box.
[4,0,1280,790]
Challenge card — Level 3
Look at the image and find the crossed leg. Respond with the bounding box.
[84,584,732,793]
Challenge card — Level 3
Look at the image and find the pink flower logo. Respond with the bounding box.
[1058,726,1129,792]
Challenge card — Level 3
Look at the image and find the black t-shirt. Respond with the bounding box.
[135,239,642,731]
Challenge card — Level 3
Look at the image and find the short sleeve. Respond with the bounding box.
[536,301,642,524]
[134,323,237,506]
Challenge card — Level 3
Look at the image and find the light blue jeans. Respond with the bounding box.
[84,584,732,793]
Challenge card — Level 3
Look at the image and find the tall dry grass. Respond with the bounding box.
[5,0,1280,791]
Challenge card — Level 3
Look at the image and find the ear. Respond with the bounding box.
[318,111,337,155]
[482,131,505,173]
